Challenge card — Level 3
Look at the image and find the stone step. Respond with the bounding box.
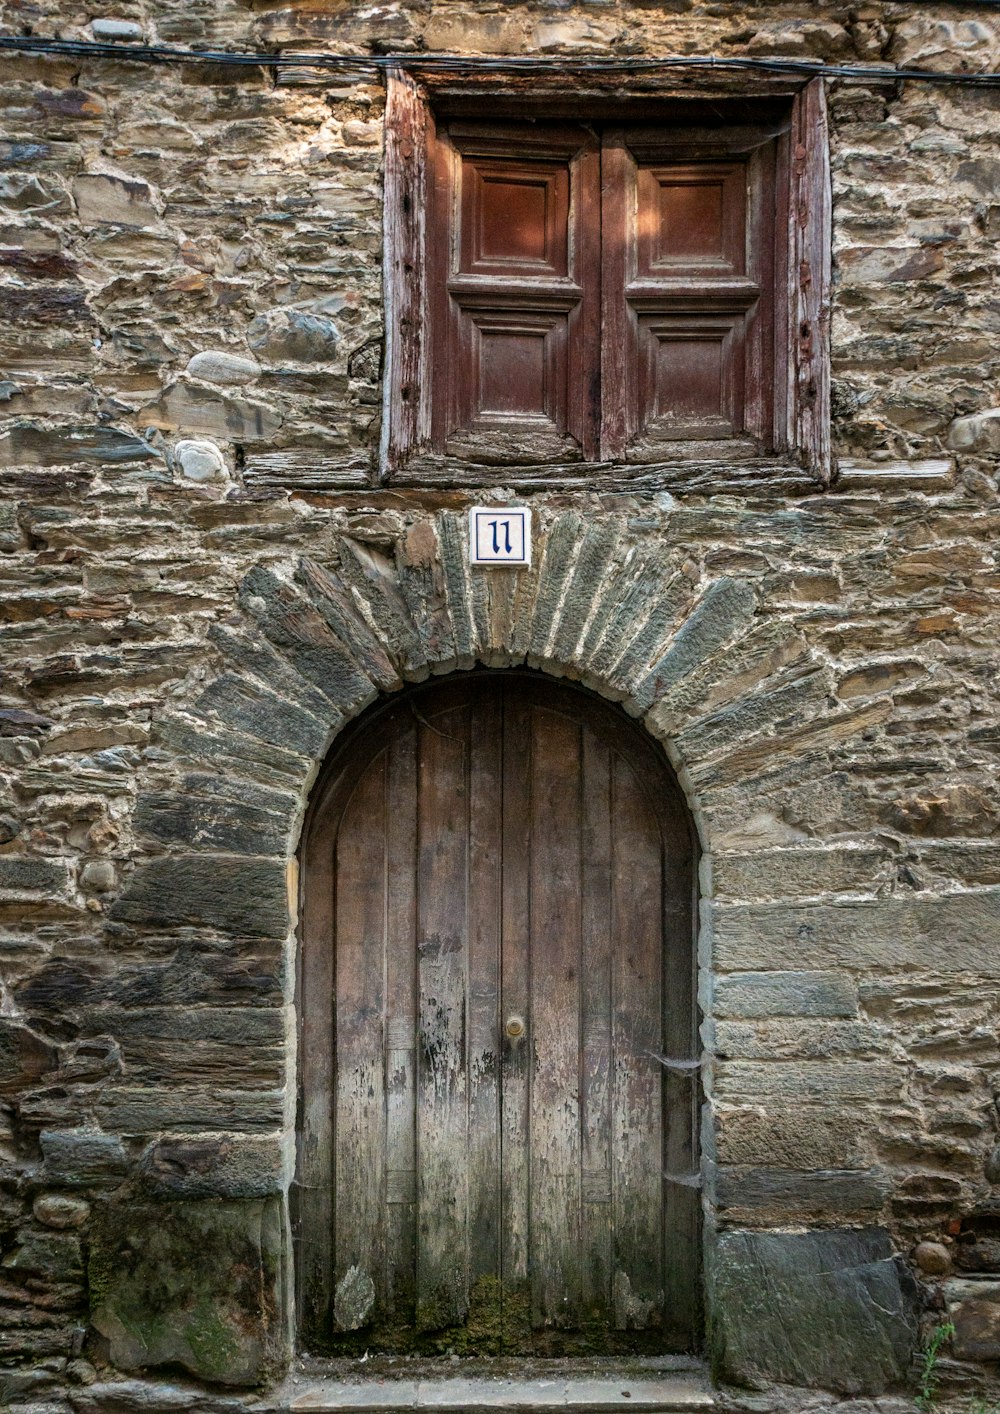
[281,1373,715,1413]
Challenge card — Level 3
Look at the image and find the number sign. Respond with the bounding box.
[469,506,531,567]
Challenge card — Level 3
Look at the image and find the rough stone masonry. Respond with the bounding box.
[0,0,999,1409]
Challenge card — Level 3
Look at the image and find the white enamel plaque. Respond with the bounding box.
[469,506,531,567]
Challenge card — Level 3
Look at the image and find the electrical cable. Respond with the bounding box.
[1,33,1000,87]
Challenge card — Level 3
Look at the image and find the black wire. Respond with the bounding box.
[1,34,1000,87]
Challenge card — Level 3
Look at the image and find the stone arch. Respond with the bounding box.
[102,506,906,1386]
[115,506,791,914]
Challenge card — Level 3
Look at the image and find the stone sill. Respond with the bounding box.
[281,1369,714,1413]
[835,457,955,491]
[243,451,958,498]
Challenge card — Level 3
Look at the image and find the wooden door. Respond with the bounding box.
[297,673,699,1355]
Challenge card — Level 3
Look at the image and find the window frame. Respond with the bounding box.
[381,68,831,487]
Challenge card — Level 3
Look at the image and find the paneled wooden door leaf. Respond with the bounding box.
[297,673,699,1355]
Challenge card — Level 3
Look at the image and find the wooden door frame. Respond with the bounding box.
[293,669,702,1353]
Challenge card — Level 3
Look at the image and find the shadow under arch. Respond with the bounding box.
[295,666,702,1358]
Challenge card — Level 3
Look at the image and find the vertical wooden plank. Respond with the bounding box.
[744,142,776,449]
[384,720,418,1322]
[333,755,388,1330]
[600,130,634,462]
[771,110,792,457]
[500,686,532,1338]
[428,123,458,452]
[529,705,583,1330]
[610,754,664,1332]
[580,727,613,1324]
[467,685,503,1313]
[790,77,832,485]
[570,138,603,462]
[296,818,336,1344]
[382,69,429,478]
[415,703,470,1330]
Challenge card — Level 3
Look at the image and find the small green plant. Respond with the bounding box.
[916,1321,955,1412]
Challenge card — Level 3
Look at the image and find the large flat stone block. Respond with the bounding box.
[109,855,289,937]
[945,1278,1000,1361]
[89,1196,289,1386]
[712,890,1000,974]
[710,1227,917,1394]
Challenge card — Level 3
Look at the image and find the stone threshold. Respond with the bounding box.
[278,1359,714,1414]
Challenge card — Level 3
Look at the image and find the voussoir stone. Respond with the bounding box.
[185,351,262,386]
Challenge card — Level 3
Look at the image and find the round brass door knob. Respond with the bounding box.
[505,1015,526,1039]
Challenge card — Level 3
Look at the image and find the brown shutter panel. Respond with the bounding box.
[429,122,601,464]
[602,127,778,463]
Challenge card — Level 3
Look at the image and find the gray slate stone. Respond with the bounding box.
[2,1230,82,1281]
[714,971,858,1019]
[109,855,288,938]
[0,856,70,894]
[296,557,402,693]
[73,173,159,227]
[713,1165,890,1216]
[947,407,1000,453]
[239,564,378,713]
[139,1135,284,1199]
[335,538,426,676]
[437,513,476,669]
[40,1129,128,1186]
[945,1277,1000,1360]
[142,384,282,442]
[0,424,159,467]
[712,890,1000,975]
[710,1226,917,1394]
[185,351,261,386]
[135,790,288,856]
[635,576,757,710]
[527,512,582,661]
[196,673,329,758]
[248,308,342,363]
[0,1020,57,1093]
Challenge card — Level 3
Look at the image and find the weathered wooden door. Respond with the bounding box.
[297,673,698,1354]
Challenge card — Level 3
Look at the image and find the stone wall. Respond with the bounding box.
[1,0,1000,1407]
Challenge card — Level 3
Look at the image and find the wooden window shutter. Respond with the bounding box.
[383,76,832,486]
[601,126,779,463]
[428,122,601,464]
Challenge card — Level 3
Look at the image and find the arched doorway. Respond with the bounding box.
[296,671,700,1355]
